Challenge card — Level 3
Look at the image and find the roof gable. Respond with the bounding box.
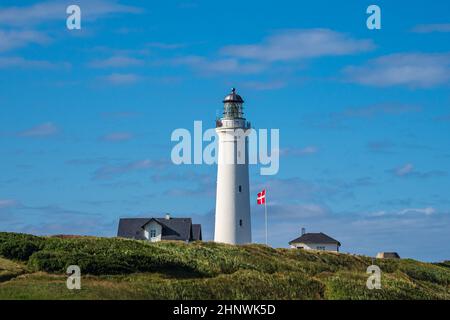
[141,218,163,228]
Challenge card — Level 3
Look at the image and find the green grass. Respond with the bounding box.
[0,232,449,300]
[0,257,26,283]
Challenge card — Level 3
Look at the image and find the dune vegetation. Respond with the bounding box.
[0,232,449,300]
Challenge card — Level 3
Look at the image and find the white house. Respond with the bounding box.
[289,229,341,252]
[117,214,202,243]
[376,252,400,259]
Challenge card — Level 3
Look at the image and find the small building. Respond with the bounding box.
[376,252,400,259]
[289,229,341,252]
[117,214,202,242]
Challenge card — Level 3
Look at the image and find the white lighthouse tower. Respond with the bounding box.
[214,88,252,245]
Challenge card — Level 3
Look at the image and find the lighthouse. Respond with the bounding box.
[214,88,252,245]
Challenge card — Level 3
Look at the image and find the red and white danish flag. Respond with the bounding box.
[257,189,266,205]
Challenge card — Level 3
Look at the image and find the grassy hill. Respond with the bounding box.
[0,232,449,300]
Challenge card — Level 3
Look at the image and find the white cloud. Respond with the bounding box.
[338,103,421,118]
[279,146,319,156]
[252,175,376,205]
[252,177,321,202]
[166,29,375,78]
[398,207,436,216]
[146,42,186,50]
[241,80,286,90]
[0,30,49,52]
[306,103,422,129]
[435,114,450,122]
[103,73,142,85]
[298,146,318,154]
[221,29,374,62]
[369,207,436,217]
[100,132,133,142]
[267,203,330,219]
[18,122,59,137]
[0,56,70,69]
[89,56,144,68]
[100,111,141,119]
[169,29,373,77]
[0,199,19,209]
[412,23,450,33]
[396,163,414,176]
[0,1,142,53]
[0,0,142,27]
[343,53,450,88]
[173,56,265,75]
[367,140,395,153]
[93,159,167,180]
[389,163,447,179]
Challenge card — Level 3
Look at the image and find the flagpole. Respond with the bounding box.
[264,191,268,246]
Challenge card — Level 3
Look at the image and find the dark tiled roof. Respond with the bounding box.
[192,224,202,241]
[289,232,341,246]
[117,217,201,242]
[154,217,192,241]
[117,218,149,240]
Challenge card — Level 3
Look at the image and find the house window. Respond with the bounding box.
[239,219,243,227]
[150,229,157,238]
[317,246,326,250]
[238,185,242,193]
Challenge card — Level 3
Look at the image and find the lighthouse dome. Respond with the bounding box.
[223,88,244,103]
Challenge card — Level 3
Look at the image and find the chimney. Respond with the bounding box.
[301,227,306,235]
[165,213,171,220]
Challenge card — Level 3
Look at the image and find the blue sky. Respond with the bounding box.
[0,0,449,261]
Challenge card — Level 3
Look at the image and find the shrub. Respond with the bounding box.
[398,260,450,286]
[1,232,450,300]
[0,233,43,261]
[27,246,208,276]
